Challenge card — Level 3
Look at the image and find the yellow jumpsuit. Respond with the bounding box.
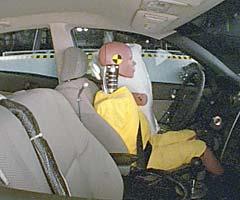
[94,87,206,170]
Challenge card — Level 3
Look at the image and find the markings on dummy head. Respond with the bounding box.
[112,54,122,65]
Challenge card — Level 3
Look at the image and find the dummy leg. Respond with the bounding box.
[201,148,224,175]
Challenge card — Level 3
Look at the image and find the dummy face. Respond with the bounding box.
[98,42,136,78]
[119,55,136,78]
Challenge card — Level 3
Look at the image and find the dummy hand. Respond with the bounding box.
[132,93,148,106]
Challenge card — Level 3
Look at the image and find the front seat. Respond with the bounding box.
[56,47,128,154]
[0,88,123,199]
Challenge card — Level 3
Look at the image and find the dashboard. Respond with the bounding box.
[191,74,240,163]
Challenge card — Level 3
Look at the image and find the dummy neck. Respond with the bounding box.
[102,65,119,94]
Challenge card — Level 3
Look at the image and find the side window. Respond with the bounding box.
[0,29,35,53]
[0,28,57,92]
[71,27,195,84]
[0,28,54,53]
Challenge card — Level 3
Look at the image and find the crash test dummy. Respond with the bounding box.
[94,42,223,175]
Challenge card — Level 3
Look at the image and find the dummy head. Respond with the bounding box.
[98,42,148,106]
[98,42,135,78]
[98,42,136,94]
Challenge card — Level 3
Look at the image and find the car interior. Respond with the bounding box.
[0,0,240,199]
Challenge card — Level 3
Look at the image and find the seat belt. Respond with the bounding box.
[136,123,146,169]
[0,96,71,196]
[136,123,152,169]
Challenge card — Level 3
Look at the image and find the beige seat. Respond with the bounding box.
[56,47,128,154]
[0,88,123,199]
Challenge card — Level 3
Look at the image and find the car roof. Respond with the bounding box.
[0,0,224,38]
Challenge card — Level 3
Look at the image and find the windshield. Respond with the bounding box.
[178,0,240,74]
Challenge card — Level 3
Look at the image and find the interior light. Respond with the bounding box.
[147,1,171,12]
[132,10,178,33]
[145,39,150,43]
[83,28,88,32]
[76,27,83,32]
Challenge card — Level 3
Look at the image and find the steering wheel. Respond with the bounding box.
[159,63,205,130]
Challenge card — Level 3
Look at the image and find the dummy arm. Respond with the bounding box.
[132,93,148,106]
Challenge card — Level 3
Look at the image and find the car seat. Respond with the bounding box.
[0,88,123,199]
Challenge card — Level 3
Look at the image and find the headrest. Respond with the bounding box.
[60,47,88,82]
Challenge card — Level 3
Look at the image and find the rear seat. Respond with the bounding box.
[0,88,123,199]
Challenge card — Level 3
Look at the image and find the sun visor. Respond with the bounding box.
[132,10,178,34]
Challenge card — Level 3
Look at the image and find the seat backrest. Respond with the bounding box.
[118,44,160,134]
[56,47,128,153]
[0,88,123,199]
